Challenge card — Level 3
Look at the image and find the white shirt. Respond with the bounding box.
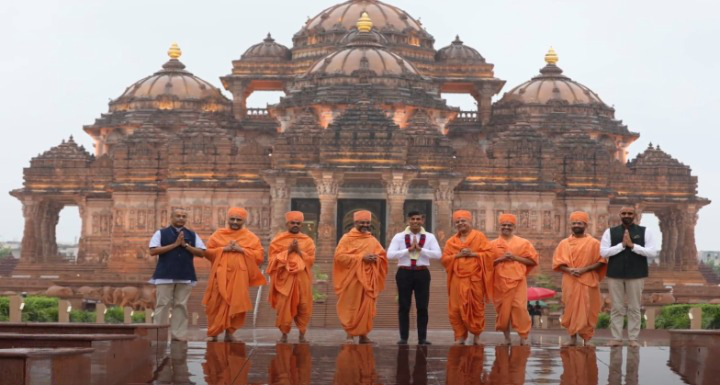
[600,226,659,259]
[148,228,206,286]
[387,227,442,267]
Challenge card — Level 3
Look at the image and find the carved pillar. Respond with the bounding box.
[228,80,251,121]
[76,199,88,263]
[20,199,41,262]
[430,178,463,246]
[680,205,699,270]
[38,201,62,261]
[263,174,294,237]
[311,171,344,262]
[657,209,670,267]
[382,171,417,245]
[472,83,496,125]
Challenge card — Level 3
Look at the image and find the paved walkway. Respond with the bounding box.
[124,328,711,385]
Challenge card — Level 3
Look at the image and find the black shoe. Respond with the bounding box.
[418,340,432,345]
[397,339,408,345]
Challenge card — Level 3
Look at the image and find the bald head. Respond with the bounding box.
[170,208,187,228]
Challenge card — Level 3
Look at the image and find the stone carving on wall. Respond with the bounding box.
[114,209,124,229]
[543,210,552,231]
[217,207,227,227]
[92,211,112,235]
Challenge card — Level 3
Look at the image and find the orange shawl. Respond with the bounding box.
[441,229,495,302]
[332,228,388,297]
[267,231,315,314]
[202,227,266,317]
[491,235,539,280]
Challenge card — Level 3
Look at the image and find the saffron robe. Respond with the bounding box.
[267,231,316,334]
[490,235,539,338]
[202,227,266,337]
[441,229,495,339]
[333,228,388,336]
[552,235,607,340]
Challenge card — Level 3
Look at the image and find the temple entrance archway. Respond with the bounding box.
[639,212,663,266]
[56,206,82,262]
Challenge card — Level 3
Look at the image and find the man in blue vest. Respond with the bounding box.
[149,208,206,341]
[600,206,659,347]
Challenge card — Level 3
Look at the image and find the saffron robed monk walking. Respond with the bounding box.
[490,213,538,345]
[441,210,495,345]
[267,211,316,343]
[333,210,388,344]
[552,211,607,346]
[203,207,266,342]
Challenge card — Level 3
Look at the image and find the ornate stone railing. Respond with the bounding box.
[455,110,478,122]
[245,108,272,120]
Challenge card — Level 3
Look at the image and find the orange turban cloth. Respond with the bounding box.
[569,211,590,223]
[452,210,472,222]
[227,207,248,219]
[498,213,517,225]
[285,211,304,222]
[353,210,372,222]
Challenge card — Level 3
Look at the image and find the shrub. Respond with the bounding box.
[69,310,96,323]
[656,304,693,329]
[596,312,610,329]
[0,297,8,321]
[21,296,58,322]
[312,287,327,302]
[531,273,561,292]
[104,306,147,324]
[314,272,329,282]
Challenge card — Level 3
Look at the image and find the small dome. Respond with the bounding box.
[500,48,604,105]
[111,43,231,113]
[436,35,485,64]
[305,0,423,33]
[307,13,419,77]
[241,33,291,61]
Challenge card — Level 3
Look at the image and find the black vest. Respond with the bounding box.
[151,227,198,281]
[607,224,648,279]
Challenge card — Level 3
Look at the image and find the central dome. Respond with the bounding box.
[305,0,423,32]
[307,13,419,77]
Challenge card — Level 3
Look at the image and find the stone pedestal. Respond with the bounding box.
[9,295,22,323]
[96,304,106,323]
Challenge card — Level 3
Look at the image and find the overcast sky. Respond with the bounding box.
[1,0,718,249]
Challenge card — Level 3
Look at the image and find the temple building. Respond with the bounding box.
[5,1,712,326]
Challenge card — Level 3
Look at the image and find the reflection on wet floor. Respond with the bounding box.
[143,341,712,385]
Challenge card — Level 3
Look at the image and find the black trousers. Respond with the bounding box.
[396,268,431,341]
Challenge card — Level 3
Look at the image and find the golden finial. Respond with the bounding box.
[168,42,182,60]
[357,12,373,33]
[545,46,558,65]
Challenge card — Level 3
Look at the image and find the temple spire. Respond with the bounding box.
[545,46,558,65]
[357,12,373,33]
[167,42,182,60]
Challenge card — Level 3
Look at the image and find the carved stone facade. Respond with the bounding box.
[6,1,710,296]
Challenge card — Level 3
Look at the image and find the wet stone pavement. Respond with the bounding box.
[124,329,717,385]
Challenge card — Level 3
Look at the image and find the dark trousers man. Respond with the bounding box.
[396,267,431,343]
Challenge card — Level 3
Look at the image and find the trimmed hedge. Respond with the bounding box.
[104,306,147,324]
[596,312,646,329]
[0,296,8,321]
[655,304,720,329]
[0,296,148,323]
